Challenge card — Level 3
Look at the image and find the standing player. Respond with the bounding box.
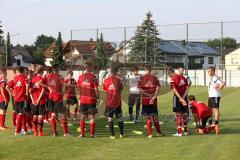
[64,70,78,120]
[29,65,46,136]
[47,67,70,137]
[127,66,141,123]
[188,95,214,134]
[103,65,124,139]
[168,68,189,137]
[6,66,28,136]
[78,62,99,138]
[138,64,163,138]
[207,66,225,134]
[0,68,10,130]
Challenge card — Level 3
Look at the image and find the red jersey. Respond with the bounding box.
[138,74,160,105]
[30,75,46,105]
[8,74,28,102]
[0,78,10,103]
[64,78,77,98]
[170,74,188,96]
[47,73,64,102]
[103,75,123,108]
[78,73,98,104]
[190,101,212,119]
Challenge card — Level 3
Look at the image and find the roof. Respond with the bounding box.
[159,40,219,56]
[44,42,67,58]
[63,40,116,59]
[0,46,35,63]
[225,48,240,57]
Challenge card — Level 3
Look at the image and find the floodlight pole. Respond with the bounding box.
[220,22,224,78]
[154,25,156,71]
[124,27,127,74]
[70,30,73,68]
[145,29,148,64]
[186,23,189,75]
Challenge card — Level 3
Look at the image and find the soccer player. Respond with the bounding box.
[103,65,124,139]
[138,64,163,138]
[29,65,46,136]
[78,61,99,138]
[188,95,214,134]
[6,66,28,136]
[127,66,141,123]
[207,66,225,134]
[0,67,10,130]
[64,70,78,120]
[43,66,52,123]
[168,68,189,137]
[47,66,70,137]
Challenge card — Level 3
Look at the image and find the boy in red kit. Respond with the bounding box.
[0,68,10,130]
[47,67,70,137]
[78,62,99,138]
[43,66,52,123]
[138,64,164,138]
[103,66,123,139]
[167,68,189,137]
[64,70,78,120]
[6,66,28,136]
[188,95,214,134]
[29,65,46,136]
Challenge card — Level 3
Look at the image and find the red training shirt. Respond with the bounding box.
[0,78,10,103]
[30,74,47,105]
[47,73,64,102]
[190,101,212,119]
[170,74,188,97]
[64,78,77,98]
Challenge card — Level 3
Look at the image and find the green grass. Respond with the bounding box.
[0,86,240,160]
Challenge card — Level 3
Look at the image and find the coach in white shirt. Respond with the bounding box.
[207,66,225,134]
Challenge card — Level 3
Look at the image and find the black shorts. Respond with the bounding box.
[15,101,26,114]
[199,116,211,129]
[142,105,158,116]
[48,100,66,114]
[208,97,221,108]
[65,96,78,105]
[25,102,31,113]
[80,104,97,115]
[31,104,46,115]
[11,96,15,111]
[0,102,8,110]
[173,96,188,113]
[104,106,122,118]
[128,94,141,107]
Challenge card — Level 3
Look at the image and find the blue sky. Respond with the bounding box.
[1,0,240,45]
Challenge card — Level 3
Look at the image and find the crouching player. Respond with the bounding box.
[103,66,124,139]
[47,67,70,137]
[78,62,99,138]
[29,66,46,136]
[138,64,164,138]
[0,67,10,130]
[168,68,189,137]
[64,70,78,120]
[188,95,215,134]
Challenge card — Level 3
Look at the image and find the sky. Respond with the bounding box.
[1,0,240,45]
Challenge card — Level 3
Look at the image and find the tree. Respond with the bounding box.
[206,37,238,49]
[0,32,11,66]
[33,48,45,65]
[0,21,4,46]
[34,34,55,50]
[128,11,161,63]
[94,33,108,69]
[24,44,35,55]
[51,32,64,67]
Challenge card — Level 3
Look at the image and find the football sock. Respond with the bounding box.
[51,116,57,134]
[183,114,188,132]
[66,108,70,119]
[176,114,182,134]
[12,111,16,126]
[26,114,32,130]
[108,120,115,136]
[62,119,68,134]
[74,107,78,119]
[153,120,161,133]
[0,114,3,127]
[16,114,22,133]
[33,116,38,133]
[21,114,27,132]
[80,120,85,136]
[146,117,152,136]
[177,127,182,134]
[90,122,96,136]
[118,121,124,135]
[136,104,140,120]
[208,118,213,125]
[3,114,6,127]
[38,117,43,133]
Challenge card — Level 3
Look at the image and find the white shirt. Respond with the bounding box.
[127,74,141,94]
[184,75,192,86]
[208,75,224,97]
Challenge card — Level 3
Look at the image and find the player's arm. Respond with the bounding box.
[172,87,187,106]
[35,87,45,105]
[29,88,34,103]
[1,84,8,106]
[182,85,189,99]
[6,82,13,96]
[218,79,226,92]
[149,86,160,104]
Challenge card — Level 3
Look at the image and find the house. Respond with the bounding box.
[225,48,240,70]
[44,40,116,67]
[113,40,220,69]
[0,46,35,67]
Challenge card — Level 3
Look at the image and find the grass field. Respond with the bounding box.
[0,86,240,160]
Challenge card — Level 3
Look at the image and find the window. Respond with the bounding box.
[231,58,239,64]
[208,57,214,64]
